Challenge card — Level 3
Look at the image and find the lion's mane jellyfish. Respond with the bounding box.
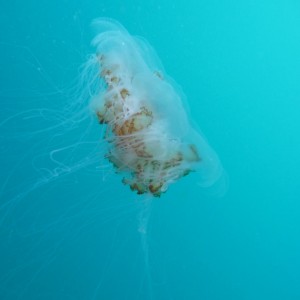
[85,18,222,197]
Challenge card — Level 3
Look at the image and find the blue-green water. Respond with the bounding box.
[1,1,300,299]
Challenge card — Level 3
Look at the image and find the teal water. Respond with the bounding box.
[1,1,300,299]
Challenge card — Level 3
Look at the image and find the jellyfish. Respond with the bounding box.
[0,17,226,300]
[83,18,222,197]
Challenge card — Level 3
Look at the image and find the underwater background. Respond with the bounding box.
[1,0,300,299]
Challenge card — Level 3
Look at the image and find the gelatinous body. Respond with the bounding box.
[87,18,222,196]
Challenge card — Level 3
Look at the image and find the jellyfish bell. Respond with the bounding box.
[85,17,225,197]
